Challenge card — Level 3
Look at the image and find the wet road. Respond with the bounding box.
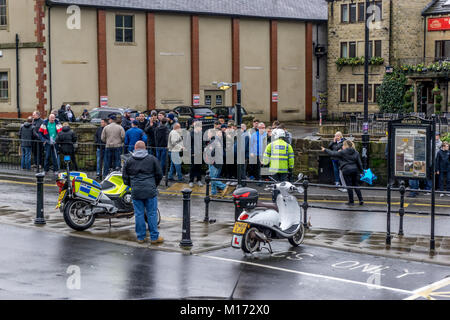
[0,223,449,300]
[1,179,449,238]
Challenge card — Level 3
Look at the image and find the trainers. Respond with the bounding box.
[440,194,445,197]
[189,182,194,188]
[425,192,431,196]
[151,236,164,244]
[137,239,147,244]
[197,181,203,187]
[338,188,347,193]
[226,181,231,185]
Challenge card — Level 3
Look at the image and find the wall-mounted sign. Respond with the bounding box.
[193,94,200,106]
[385,66,394,73]
[100,96,108,107]
[272,91,278,103]
[428,17,450,31]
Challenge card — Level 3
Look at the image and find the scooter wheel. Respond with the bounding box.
[288,224,305,247]
[242,227,260,254]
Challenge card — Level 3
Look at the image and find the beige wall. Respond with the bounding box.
[50,7,98,115]
[198,16,232,106]
[240,19,271,122]
[278,21,306,121]
[0,0,36,44]
[155,14,191,109]
[106,11,147,111]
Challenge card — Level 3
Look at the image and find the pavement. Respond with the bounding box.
[0,168,450,266]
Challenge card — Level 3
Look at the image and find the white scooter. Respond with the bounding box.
[231,174,305,254]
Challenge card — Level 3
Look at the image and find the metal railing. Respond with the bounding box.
[203,175,449,252]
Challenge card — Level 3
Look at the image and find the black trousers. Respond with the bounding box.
[343,171,363,203]
[32,140,44,167]
[189,155,203,183]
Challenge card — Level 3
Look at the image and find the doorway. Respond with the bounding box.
[204,90,225,107]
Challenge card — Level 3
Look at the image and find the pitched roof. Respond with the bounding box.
[47,0,328,21]
[422,0,450,16]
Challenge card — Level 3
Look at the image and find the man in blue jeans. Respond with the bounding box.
[123,141,164,244]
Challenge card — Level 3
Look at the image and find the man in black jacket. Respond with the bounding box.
[19,117,34,170]
[56,122,78,171]
[31,111,44,169]
[95,119,107,179]
[155,118,170,173]
[123,141,164,244]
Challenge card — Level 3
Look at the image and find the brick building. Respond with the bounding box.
[326,0,434,116]
[0,0,328,122]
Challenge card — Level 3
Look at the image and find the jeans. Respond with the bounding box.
[96,148,104,176]
[439,171,450,191]
[209,165,227,195]
[156,148,168,174]
[21,146,31,170]
[168,151,183,181]
[408,179,419,196]
[44,143,60,172]
[332,160,340,184]
[132,197,159,241]
[103,147,122,177]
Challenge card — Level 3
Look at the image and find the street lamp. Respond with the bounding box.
[213,81,243,186]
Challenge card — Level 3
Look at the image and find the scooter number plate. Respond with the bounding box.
[56,190,66,209]
[232,222,249,235]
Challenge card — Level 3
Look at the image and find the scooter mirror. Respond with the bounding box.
[297,173,304,181]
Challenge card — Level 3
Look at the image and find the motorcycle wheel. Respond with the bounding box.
[63,200,96,231]
[242,227,260,254]
[143,208,161,226]
[288,224,305,247]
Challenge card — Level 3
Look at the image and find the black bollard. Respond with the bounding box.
[180,188,193,248]
[398,181,406,236]
[34,172,46,225]
[386,183,392,246]
[302,177,309,229]
[204,175,211,223]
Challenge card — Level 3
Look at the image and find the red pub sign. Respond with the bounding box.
[428,17,450,31]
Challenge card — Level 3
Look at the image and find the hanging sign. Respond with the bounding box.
[100,96,108,107]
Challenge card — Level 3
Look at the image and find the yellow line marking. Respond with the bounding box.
[405,278,450,300]
[0,179,56,188]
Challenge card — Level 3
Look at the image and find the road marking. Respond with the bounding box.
[404,277,450,300]
[0,179,56,188]
[198,254,414,296]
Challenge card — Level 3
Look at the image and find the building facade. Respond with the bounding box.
[0,0,328,122]
[327,0,432,116]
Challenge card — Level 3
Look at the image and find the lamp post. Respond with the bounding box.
[213,81,243,187]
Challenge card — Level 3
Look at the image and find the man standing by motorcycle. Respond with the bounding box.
[262,129,295,182]
[122,141,164,244]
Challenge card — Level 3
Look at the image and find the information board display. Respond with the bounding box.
[394,128,427,179]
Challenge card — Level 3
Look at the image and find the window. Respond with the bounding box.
[349,42,357,58]
[0,0,6,27]
[341,4,349,23]
[349,84,356,103]
[115,15,134,43]
[368,84,373,102]
[350,4,357,23]
[341,42,348,58]
[358,2,365,22]
[435,40,450,60]
[367,41,373,59]
[374,84,381,103]
[357,84,364,103]
[340,85,348,102]
[0,71,9,100]
[205,95,212,106]
[374,40,382,57]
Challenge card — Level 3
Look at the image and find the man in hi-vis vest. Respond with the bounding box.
[263,129,295,182]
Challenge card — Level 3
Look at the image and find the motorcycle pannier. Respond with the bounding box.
[232,187,258,210]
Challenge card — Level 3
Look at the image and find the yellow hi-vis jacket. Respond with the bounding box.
[262,139,295,174]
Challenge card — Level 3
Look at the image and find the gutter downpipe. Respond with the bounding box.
[48,6,53,113]
[15,34,20,119]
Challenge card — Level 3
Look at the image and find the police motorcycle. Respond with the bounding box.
[55,155,160,231]
[231,174,305,254]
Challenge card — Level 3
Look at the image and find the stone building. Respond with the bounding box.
[0,0,328,122]
[326,0,432,116]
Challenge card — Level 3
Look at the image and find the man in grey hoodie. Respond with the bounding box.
[123,141,164,244]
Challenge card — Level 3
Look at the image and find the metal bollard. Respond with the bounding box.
[204,175,211,223]
[398,181,406,236]
[386,182,392,246]
[180,188,193,249]
[302,177,309,229]
[34,172,46,225]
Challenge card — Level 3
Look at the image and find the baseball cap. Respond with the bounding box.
[132,120,139,125]
[109,114,117,120]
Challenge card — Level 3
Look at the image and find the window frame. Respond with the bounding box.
[374,84,381,103]
[115,14,135,45]
[0,69,10,102]
[341,4,349,23]
[0,0,8,30]
[349,41,357,58]
[358,2,365,22]
[340,84,348,103]
[348,84,356,103]
[375,1,383,20]
[340,42,348,58]
[357,84,364,103]
[349,3,357,23]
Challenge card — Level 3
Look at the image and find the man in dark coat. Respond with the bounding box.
[122,141,163,244]
[121,109,132,132]
[56,122,78,171]
[19,117,34,170]
[95,119,107,179]
[32,111,44,168]
[436,142,450,195]
[154,118,170,173]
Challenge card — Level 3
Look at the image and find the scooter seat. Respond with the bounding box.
[255,201,278,212]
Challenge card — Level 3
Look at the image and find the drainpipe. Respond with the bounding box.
[15,34,20,119]
[48,6,53,113]
[424,16,427,62]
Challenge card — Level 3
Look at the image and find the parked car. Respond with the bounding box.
[172,106,216,129]
[80,107,139,124]
[212,106,248,121]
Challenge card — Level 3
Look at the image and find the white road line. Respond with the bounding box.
[404,277,450,300]
[198,254,414,296]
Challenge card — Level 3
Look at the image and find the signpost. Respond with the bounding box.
[387,115,436,251]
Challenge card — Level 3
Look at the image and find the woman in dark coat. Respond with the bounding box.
[322,140,364,205]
